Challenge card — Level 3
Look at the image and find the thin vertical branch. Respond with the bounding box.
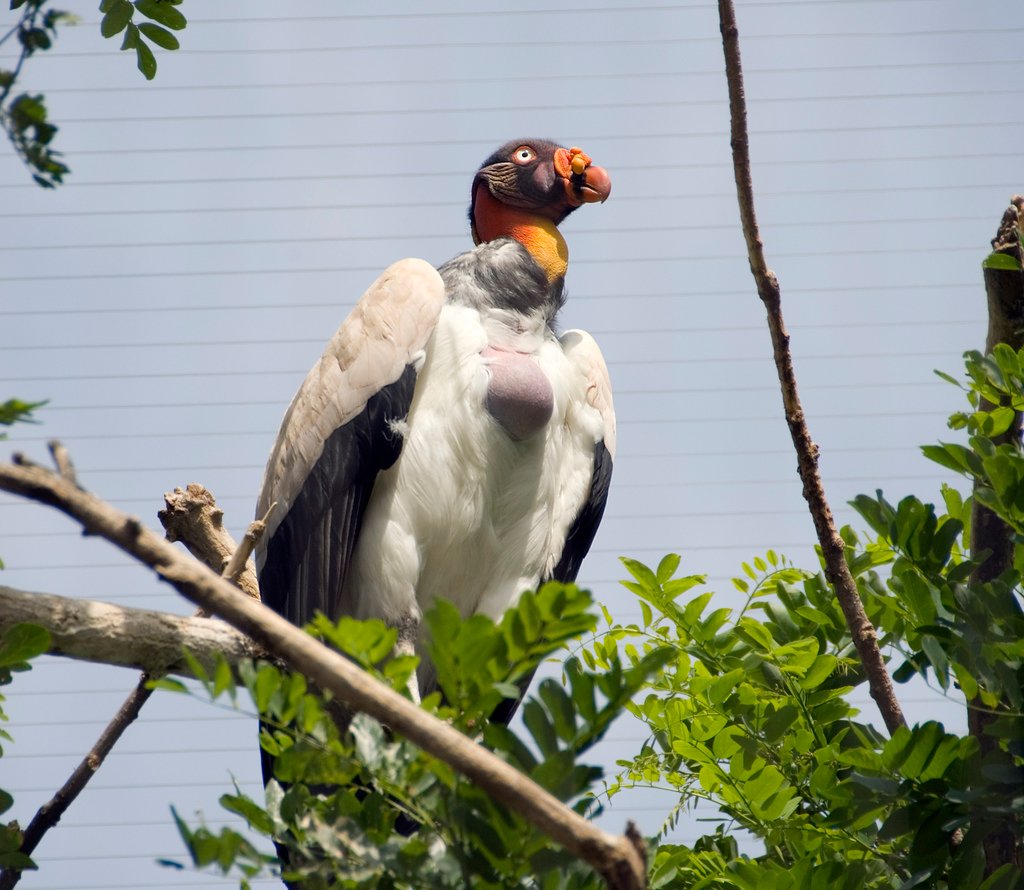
[0,677,156,890]
[716,0,906,735]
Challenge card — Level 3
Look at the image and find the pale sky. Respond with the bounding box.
[2,2,1022,888]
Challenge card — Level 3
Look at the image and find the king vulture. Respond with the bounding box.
[254,139,615,720]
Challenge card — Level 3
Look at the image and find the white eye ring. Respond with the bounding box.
[512,146,535,165]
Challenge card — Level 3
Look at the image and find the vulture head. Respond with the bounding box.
[469,139,611,282]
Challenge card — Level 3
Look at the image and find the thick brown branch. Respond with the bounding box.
[0,585,265,673]
[0,462,647,890]
[969,195,1024,876]
[717,0,905,735]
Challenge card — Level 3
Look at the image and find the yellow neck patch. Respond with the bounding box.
[472,185,568,283]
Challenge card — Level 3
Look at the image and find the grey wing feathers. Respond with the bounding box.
[255,259,446,626]
[550,328,616,584]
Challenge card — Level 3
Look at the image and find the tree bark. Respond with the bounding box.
[970,194,1024,876]
[160,482,262,602]
[0,585,264,674]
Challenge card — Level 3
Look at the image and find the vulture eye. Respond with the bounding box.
[511,146,536,165]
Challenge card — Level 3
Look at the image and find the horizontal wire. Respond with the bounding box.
[6,114,1022,172]
[0,154,1008,189]
[0,229,997,257]
[35,85,1024,129]
[13,712,248,728]
[54,96,719,127]
[0,511,815,544]
[8,745,254,760]
[37,65,704,96]
[0,280,980,324]
[64,3,1018,29]
[1,513,948,571]
[7,377,955,418]
[0,442,945,494]
[29,57,1024,98]
[4,176,1017,223]
[29,881,278,890]
[0,325,978,351]
[7,25,1021,63]
[0,209,996,250]
[0,35,775,64]
[0,541,875,571]
[28,883,279,890]
[0,242,987,285]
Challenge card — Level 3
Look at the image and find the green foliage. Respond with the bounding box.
[983,253,1023,272]
[0,624,51,872]
[0,398,45,440]
[579,347,1024,888]
[167,584,664,888]
[0,1,72,187]
[3,0,188,184]
[155,349,1022,888]
[595,541,1020,888]
[98,0,188,81]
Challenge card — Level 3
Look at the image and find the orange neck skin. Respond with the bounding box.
[472,184,568,283]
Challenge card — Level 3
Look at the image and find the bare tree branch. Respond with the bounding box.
[0,672,153,890]
[0,474,266,889]
[46,440,77,486]
[0,585,264,673]
[159,482,261,601]
[0,460,648,890]
[716,0,906,735]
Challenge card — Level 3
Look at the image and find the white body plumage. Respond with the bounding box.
[344,301,607,647]
[256,252,614,700]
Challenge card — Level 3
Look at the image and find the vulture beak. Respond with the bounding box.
[555,146,612,207]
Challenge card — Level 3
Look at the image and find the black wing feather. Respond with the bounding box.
[550,439,613,585]
[259,365,419,628]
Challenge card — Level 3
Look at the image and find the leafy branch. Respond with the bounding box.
[1,0,189,186]
[0,1,71,187]
[98,0,187,81]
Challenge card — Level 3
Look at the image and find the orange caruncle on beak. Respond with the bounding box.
[555,146,612,207]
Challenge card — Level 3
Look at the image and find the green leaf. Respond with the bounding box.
[979,863,1023,890]
[212,656,234,700]
[147,677,188,694]
[220,792,274,836]
[180,647,209,686]
[135,38,157,79]
[138,21,179,50]
[100,0,134,38]
[983,251,1022,271]
[620,557,658,593]
[656,553,681,584]
[120,20,140,49]
[0,851,36,870]
[522,699,559,757]
[0,624,49,666]
[134,0,188,29]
